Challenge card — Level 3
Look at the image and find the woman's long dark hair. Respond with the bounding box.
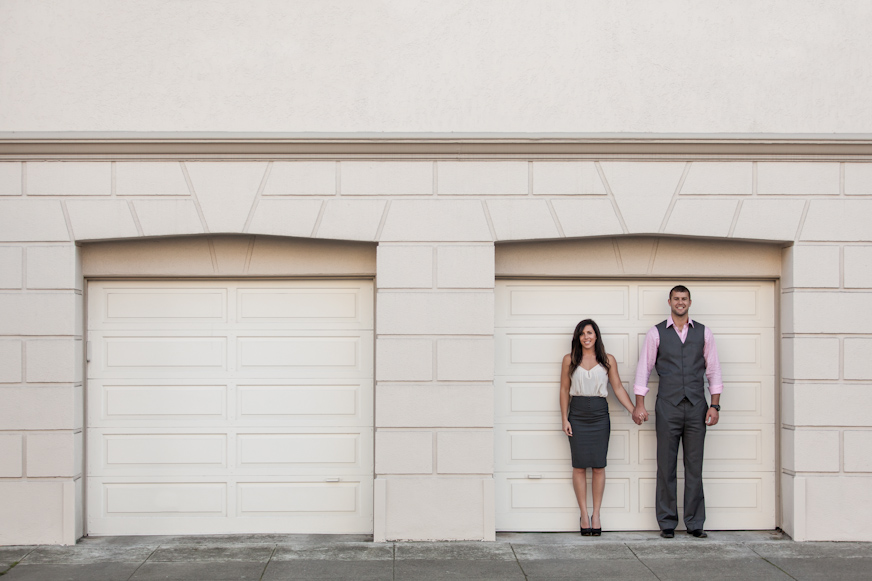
[568,318,610,379]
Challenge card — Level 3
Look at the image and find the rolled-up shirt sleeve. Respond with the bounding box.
[704,326,724,394]
[633,326,660,396]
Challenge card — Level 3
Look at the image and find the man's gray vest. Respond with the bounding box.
[654,320,707,406]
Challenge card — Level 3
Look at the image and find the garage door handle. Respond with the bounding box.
[325,477,340,482]
[527,474,542,479]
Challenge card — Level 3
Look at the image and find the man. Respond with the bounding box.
[632,285,722,539]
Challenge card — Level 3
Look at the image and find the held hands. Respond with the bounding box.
[632,404,648,425]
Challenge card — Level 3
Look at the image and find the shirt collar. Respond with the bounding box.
[666,314,694,328]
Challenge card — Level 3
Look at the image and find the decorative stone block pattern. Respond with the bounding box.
[0,435,23,477]
[132,199,204,236]
[531,162,606,195]
[550,198,624,238]
[27,162,111,196]
[25,339,82,383]
[26,432,80,477]
[805,476,872,541]
[247,199,321,237]
[341,162,432,196]
[379,200,492,242]
[843,431,872,472]
[844,338,872,380]
[664,199,738,237]
[486,199,559,240]
[376,245,433,288]
[437,161,527,196]
[791,384,872,427]
[791,292,872,334]
[376,385,493,428]
[757,162,840,195]
[801,200,872,242]
[376,339,433,381]
[599,162,685,233]
[0,246,22,288]
[375,431,433,474]
[116,162,190,196]
[382,477,488,540]
[436,431,494,474]
[782,337,839,380]
[377,292,494,335]
[66,200,138,240]
[0,386,83,430]
[435,339,494,381]
[185,162,267,233]
[732,199,805,241]
[0,481,68,545]
[681,162,752,195]
[0,200,69,242]
[0,340,22,383]
[844,246,872,288]
[782,429,840,472]
[26,245,80,290]
[845,162,872,195]
[0,162,22,195]
[436,245,494,289]
[263,161,335,196]
[785,245,840,288]
[0,293,78,336]
[316,199,386,241]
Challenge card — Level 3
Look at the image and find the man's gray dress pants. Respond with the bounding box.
[655,396,707,531]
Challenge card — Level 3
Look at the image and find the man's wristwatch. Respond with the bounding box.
[709,404,721,412]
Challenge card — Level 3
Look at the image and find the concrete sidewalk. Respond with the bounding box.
[1,531,870,581]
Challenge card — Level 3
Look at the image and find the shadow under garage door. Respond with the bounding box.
[495,280,776,531]
[86,280,374,535]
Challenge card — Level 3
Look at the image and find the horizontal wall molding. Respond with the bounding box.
[3,133,872,159]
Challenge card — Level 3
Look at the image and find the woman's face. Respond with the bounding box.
[580,325,597,349]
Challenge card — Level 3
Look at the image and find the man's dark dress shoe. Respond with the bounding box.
[660,529,674,538]
[687,529,708,538]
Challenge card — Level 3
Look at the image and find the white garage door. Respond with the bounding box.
[495,280,776,531]
[86,280,373,535]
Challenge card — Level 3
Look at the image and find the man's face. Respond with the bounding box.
[668,291,691,318]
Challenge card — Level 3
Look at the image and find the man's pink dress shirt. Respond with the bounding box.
[633,315,723,396]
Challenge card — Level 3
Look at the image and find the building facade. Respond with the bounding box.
[1,1,871,545]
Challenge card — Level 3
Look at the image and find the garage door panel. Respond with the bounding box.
[495,426,635,474]
[88,479,374,535]
[238,336,360,369]
[238,384,361,419]
[88,286,227,328]
[94,383,228,421]
[496,378,638,426]
[495,284,630,327]
[103,434,228,468]
[237,433,364,467]
[87,280,374,535]
[100,336,228,370]
[237,482,359,515]
[638,284,774,326]
[237,288,363,322]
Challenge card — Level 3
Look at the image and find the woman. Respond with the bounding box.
[560,319,639,536]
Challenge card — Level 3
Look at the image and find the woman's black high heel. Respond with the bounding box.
[580,517,592,536]
[591,515,602,536]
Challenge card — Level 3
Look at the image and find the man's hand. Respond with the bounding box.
[705,407,719,426]
[633,404,648,424]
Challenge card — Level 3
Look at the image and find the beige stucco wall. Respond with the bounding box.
[2,1,872,133]
[1,156,871,544]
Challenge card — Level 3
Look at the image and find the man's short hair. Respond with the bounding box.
[669,285,691,299]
